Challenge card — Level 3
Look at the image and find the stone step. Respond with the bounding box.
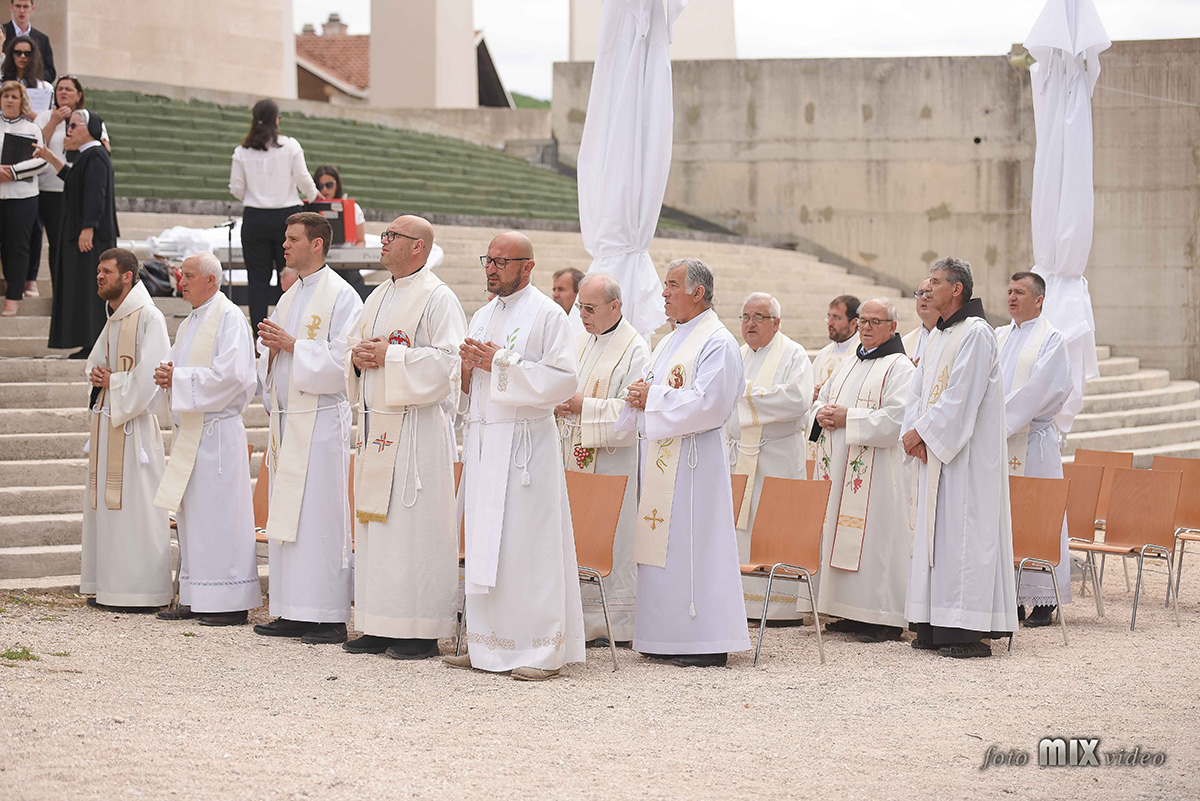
[0,358,89,383]
[0,562,270,594]
[1065,419,1200,454]
[0,315,52,337]
[0,337,70,358]
[0,427,270,460]
[1084,369,1171,396]
[1070,400,1200,434]
[1096,356,1140,378]
[0,486,81,516]
[0,512,81,548]
[0,540,180,581]
[1095,345,1111,361]
[1079,381,1200,414]
[0,458,88,486]
[1129,442,1200,469]
[0,406,270,434]
[0,381,90,408]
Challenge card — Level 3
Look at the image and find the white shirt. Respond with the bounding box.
[35,110,110,192]
[228,135,319,209]
[12,18,31,37]
[0,115,45,199]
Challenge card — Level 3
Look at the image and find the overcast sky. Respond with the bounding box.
[292,0,1200,100]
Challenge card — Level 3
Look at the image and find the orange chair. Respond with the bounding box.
[740,477,832,665]
[254,451,355,545]
[1062,463,1106,617]
[1072,448,1135,591]
[1070,467,1183,631]
[1149,456,1200,602]
[731,473,749,524]
[1009,475,1071,648]
[805,459,815,481]
[567,471,629,671]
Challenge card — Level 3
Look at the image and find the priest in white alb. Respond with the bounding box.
[996,271,1073,626]
[343,216,466,660]
[447,232,585,682]
[151,252,260,626]
[725,292,812,622]
[811,298,914,643]
[555,273,650,646]
[902,257,1018,658]
[901,279,938,366]
[82,248,172,610]
[807,295,861,464]
[618,258,750,668]
[253,212,363,645]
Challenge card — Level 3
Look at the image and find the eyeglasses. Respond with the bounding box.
[825,314,852,323]
[858,318,894,329]
[317,181,336,190]
[575,301,614,315]
[12,50,32,58]
[66,122,81,130]
[480,256,531,269]
[913,290,932,299]
[739,314,777,323]
[380,231,419,244]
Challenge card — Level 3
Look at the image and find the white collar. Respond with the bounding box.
[495,283,533,308]
[78,140,102,153]
[674,307,713,333]
[389,264,428,287]
[189,291,222,316]
[1011,315,1042,330]
[297,265,329,287]
[11,18,30,36]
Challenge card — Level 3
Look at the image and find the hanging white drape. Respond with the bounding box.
[575,0,690,340]
[1024,0,1110,433]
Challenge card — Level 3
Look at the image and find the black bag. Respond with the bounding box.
[139,260,174,297]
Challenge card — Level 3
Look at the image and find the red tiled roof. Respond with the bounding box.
[296,33,370,90]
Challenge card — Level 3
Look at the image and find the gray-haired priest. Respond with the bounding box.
[556,273,650,646]
[811,298,914,643]
[152,252,260,626]
[725,291,813,622]
[902,257,1017,658]
[343,216,466,659]
[996,271,1073,627]
[82,248,172,610]
[617,258,750,668]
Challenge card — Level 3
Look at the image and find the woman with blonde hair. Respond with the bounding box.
[0,79,46,316]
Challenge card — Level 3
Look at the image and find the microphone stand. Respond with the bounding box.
[213,219,237,300]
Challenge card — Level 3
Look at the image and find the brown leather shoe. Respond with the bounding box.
[442,653,473,670]
[512,666,560,682]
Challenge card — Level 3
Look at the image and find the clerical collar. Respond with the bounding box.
[390,264,425,284]
[935,297,986,331]
[297,265,329,286]
[675,308,711,332]
[599,317,622,336]
[856,333,906,360]
[1011,315,1041,330]
[829,335,855,353]
[495,283,532,308]
[190,292,221,314]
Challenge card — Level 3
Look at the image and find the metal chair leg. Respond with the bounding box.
[1050,565,1068,647]
[455,594,467,656]
[753,568,777,666]
[1122,554,1132,593]
[804,571,824,665]
[1088,553,1104,618]
[1167,551,1181,627]
[1174,541,1187,605]
[1011,563,1026,652]
[1131,553,1146,631]
[591,571,619,672]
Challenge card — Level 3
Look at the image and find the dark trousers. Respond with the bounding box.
[28,191,63,284]
[0,195,40,300]
[242,205,300,331]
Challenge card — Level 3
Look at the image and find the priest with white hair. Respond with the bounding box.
[618,258,750,668]
[812,297,914,642]
[556,273,650,646]
[725,291,813,621]
[996,271,1073,626]
[902,257,1017,658]
[152,251,260,626]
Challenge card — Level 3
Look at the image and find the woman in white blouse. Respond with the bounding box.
[228,98,318,331]
[0,81,45,316]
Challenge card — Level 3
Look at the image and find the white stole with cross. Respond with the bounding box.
[566,319,640,474]
[733,332,788,530]
[996,316,1053,477]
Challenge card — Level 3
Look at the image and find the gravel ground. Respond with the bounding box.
[1,574,1196,800]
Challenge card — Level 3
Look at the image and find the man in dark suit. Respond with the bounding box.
[3,0,55,82]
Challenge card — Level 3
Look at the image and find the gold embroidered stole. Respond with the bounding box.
[633,309,725,568]
[733,333,788,530]
[807,334,859,462]
[88,308,143,511]
[265,268,341,543]
[997,316,1053,477]
[568,320,639,474]
[350,269,442,523]
[817,353,906,571]
[153,295,233,513]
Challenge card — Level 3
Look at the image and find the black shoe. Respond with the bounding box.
[385,639,440,660]
[253,618,316,638]
[1017,605,1028,622]
[764,617,809,627]
[856,625,904,643]
[639,652,678,661]
[825,618,869,634]
[68,348,89,360]
[198,610,248,627]
[156,605,196,621]
[910,637,939,651]
[300,623,348,645]
[672,653,728,668]
[342,634,399,654]
[1024,605,1056,628]
[939,641,992,659]
[588,637,633,649]
[87,598,161,614]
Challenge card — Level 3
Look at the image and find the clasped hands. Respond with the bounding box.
[624,379,650,411]
[89,365,111,388]
[554,393,583,418]
[154,361,174,390]
[815,403,848,430]
[351,337,390,371]
[459,338,500,374]
[256,319,296,355]
[902,429,927,464]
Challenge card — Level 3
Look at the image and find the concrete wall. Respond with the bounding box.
[553,39,1200,379]
[42,0,295,99]
[370,0,477,109]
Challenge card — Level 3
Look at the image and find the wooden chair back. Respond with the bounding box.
[1105,467,1182,550]
[455,462,464,557]
[1062,463,1104,544]
[747,477,832,575]
[566,472,629,578]
[806,459,815,481]
[1072,448,1134,520]
[731,473,749,523]
[252,449,269,534]
[1151,455,1200,532]
[1010,475,1070,566]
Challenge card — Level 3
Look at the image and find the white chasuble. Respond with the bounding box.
[901,326,931,366]
[724,333,813,620]
[150,292,260,613]
[997,316,1074,608]
[81,282,172,606]
[615,310,751,656]
[459,285,585,672]
[345,270,466,639]
[560,317,651,641]
[256,266,363,623]
[812,346,915,627]
[806,333,860,464]
[902,302,1018,635]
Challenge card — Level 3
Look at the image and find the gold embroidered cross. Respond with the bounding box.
[1009,456,1022,472]
[644,509,664,530]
